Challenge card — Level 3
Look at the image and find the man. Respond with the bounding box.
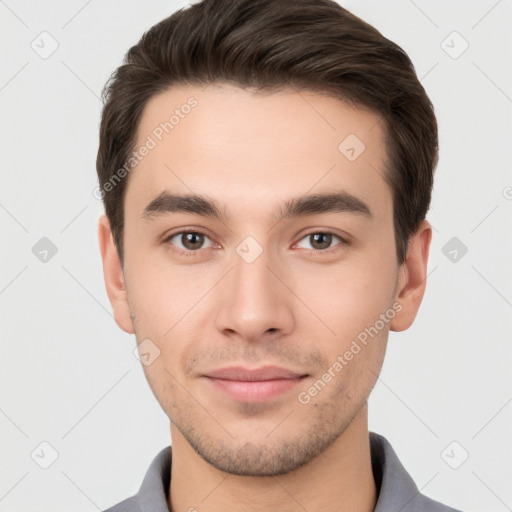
[96,0,462,510]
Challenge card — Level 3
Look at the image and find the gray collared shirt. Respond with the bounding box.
[103,432,463,512]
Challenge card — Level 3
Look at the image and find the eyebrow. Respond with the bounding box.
[142,190,372,223]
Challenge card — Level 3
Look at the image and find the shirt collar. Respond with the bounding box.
[132,431,451,512]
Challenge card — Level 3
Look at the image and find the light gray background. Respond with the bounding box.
[1,1,511,511]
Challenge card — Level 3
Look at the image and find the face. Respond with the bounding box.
[100,83,428,477]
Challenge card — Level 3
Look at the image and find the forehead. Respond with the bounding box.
[125,83,391,222]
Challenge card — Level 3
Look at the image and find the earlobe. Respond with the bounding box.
[390,220,432,332]
[98,215,135,334]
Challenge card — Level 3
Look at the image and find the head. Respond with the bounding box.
[97,0,436,476]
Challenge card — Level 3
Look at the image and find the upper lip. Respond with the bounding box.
[203,365,307,381]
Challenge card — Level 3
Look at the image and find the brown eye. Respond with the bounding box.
[166,231,214,252]
[296,232,343,251]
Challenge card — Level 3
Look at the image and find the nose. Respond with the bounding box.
[214,246,295,343]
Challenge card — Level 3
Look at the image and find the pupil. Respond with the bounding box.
[183,232,203,249]
[312,233,331,249]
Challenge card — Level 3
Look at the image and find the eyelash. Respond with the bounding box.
[163,229,348,256]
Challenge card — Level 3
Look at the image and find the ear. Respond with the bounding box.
[98,214,135,334]
[390,220,432,332]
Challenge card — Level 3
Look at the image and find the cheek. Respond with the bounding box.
[139,356,184,419]
[293,255,397,343]
[124,256,216,377]
[123,249,205,337]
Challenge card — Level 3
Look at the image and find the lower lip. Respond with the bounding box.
[204,376,307,402]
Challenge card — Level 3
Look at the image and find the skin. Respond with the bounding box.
[98,83,431,512]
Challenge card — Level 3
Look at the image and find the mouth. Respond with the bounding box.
[201,366,310,402]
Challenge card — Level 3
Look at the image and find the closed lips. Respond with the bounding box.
[203,366,308,381]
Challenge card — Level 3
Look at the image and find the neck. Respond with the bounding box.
[168,403,377,512]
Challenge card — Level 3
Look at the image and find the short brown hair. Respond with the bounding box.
[96,0,438,265]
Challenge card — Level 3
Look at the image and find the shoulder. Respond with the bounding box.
[102,495,139,512]
[407,492,464,512]
[100,445,172,512]
[370,432,464,512]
